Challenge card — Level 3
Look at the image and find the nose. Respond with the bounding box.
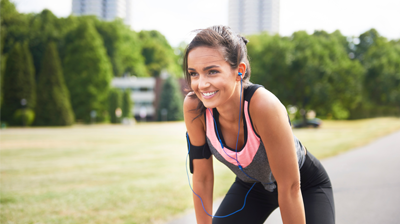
[198,74,210,90]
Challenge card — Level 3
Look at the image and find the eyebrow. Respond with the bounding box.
[188,65,220,72]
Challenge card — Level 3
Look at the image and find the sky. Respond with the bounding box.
[11,0,400,47]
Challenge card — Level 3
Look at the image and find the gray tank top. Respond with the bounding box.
[205,84,306,192]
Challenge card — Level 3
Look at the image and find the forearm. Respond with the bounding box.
[278,185,305,224]
[193,178,213,224]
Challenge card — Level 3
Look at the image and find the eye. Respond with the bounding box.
[189,72,198,77]
[209,70,219,75]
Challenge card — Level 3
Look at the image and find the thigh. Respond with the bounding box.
[213,178,279,224]
[302,186,335,224]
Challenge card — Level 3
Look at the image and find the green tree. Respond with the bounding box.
[247,33,294,104]
[1,41,36,125]
[96,19,147,77]
[34,42,74,126]
[108,88,122,123]
[22,41,36,108]
[28,9,63,77]
[139,30,181,77]
[0,0,31,55]
[362,37,400,107]
[157,77,183,121]
[356,29,380,61]
[122,89,132,118]
[348,29,400,118]
[248,31,364,123]
[63,20,113,123]
[0,14,6,108]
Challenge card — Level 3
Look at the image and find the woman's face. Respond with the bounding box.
[187,47,239,109]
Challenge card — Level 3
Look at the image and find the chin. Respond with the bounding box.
[201,100,219,109]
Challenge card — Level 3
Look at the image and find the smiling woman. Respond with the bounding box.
[182,26,335,224]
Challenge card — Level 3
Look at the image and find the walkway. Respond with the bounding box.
[168,130,400,224]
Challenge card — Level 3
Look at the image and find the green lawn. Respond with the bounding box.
[1,117,399,224]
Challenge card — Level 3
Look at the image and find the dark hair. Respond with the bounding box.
[183,25,251,120]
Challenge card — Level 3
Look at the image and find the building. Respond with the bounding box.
[72,0,131,26]
[229,0,280,35]
[112,77,156,120]
[111,76,187,121]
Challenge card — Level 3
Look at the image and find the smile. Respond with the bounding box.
[201,91,218,98]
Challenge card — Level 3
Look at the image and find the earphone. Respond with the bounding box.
[186,71,270,218]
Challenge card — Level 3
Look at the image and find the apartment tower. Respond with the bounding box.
[72,0,131,26]
[229,0,280,35]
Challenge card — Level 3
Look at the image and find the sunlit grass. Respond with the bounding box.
[0,117,399,223]
[293,117,400,158]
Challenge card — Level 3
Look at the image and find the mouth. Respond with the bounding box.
[201,91,218,99]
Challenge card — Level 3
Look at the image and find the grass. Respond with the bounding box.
[0,117,399,224]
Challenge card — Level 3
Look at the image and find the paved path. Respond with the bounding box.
[168,130,400,224]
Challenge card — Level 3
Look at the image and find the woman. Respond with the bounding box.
[183,25,335,224]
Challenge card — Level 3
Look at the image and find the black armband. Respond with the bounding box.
[186,133,212,174]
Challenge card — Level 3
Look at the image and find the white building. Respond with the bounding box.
[72,0,131,26]
[111,77,156,118]
[229,0,280,35]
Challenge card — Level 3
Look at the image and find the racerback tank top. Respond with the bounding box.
[205,84,306,192]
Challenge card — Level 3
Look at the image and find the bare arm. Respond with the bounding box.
[251,88,305,224]
[183,94,214,224]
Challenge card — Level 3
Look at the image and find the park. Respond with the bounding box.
[1,118,400,223]
[1,0,400,223]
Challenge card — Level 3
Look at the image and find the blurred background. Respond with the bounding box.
[0,0,399,223]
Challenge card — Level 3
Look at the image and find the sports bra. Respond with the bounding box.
[187,84,306,192]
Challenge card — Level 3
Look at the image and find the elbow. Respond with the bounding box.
[278,180,301,197]
[194,172,214,184]
[290,181,301,196]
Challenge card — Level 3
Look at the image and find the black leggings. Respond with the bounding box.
[213,152,335,224]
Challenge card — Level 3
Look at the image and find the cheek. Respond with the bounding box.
[190,80,197,91]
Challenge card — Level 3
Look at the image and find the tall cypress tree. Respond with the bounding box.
[63,20,113,123]
[122,89,132,118]
[1,42,36,125]
[0,21,6,108]
[108,88,122,123]
[35,42,74,126]
[22,41,36,109]
[157,77,183,121]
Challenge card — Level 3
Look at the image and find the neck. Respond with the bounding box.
[216,81,244,124]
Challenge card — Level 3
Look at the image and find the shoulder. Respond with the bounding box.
[183,92,199,112]
[183,92,205,122]
[249,87,288,132]
[250,87,285,114]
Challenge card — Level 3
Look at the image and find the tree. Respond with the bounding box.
[1,0,31,105]
[247,31,364,122]
[362,37,400,107]
[96,19,147,77]
[139,30,181,77]
[1,42,36,125]
[63,20,113,123]
[21,41,36,108]
[356,29,380,61]
[28,9,63,78]
[0,0,31,55]
[122,89,132,118]
[34,42,74,126]
[348,29,400,118]
[108,88,122,123]
[247,33,294,104]
[0,15,6,108]
[157,77,183,121]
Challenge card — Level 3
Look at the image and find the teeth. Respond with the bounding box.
[203,91,217,97]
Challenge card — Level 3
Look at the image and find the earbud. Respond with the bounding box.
[238,72,242,76]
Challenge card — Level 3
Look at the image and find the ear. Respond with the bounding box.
[236,62,246,81]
